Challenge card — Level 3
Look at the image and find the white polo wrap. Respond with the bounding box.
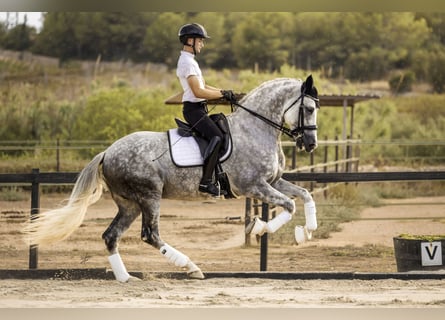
[160,243,189,268]
[304,200,317,231]
[249,217,268,235]
[295,225,306,244]
[108,253,131,282]
[266,210,292,233]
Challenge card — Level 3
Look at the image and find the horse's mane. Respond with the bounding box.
[240,77,303,106]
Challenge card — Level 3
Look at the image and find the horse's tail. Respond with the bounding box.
[23,152,106,246]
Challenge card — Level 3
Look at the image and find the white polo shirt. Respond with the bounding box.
[176,51,206,103]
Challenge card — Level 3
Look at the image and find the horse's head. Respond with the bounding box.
[284,75,319,152]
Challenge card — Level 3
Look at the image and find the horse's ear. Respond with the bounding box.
[304,75,313,93]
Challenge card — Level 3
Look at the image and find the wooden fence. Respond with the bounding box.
[1,169,444,271]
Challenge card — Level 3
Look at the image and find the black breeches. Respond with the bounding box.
[183,101,223,141]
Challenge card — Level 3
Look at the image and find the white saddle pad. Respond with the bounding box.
[167,129,232,167]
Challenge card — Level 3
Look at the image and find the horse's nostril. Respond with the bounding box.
[306,144,317,152]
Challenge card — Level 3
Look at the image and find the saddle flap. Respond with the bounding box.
[167,129,232,168]
[174,118,193,137]
[170,113,232,166]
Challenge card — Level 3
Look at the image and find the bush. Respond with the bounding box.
[344,48,389,81]
[428,50,445,93]
[388,71,415,94]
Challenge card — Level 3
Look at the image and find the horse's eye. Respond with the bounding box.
[305,106,315,114]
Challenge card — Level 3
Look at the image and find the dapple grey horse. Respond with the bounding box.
[24,75,320,281]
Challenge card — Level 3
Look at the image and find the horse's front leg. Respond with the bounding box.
[245,179,317,244]
[271,178,317,242]
[244,180,296,235]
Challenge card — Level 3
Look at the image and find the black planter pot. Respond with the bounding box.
[393,236,445,272]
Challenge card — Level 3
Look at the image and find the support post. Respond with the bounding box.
[291,146,296,169]
[260,202,269,272]
[244,198,252,246]
[56,138,60,172]
[323,135,328,198]
[29,168,40,269]
[335,135,339,173]
[346,135,351,173]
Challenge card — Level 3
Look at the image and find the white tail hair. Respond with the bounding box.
[23,152,106,246]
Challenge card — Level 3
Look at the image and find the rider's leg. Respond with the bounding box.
[182,102,226,196]
[199,136,227,196]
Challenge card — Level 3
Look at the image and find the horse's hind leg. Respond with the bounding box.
[139,198,204,279]
[102,195,141,282]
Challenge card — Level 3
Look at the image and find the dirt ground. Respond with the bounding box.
[1,193,445,307]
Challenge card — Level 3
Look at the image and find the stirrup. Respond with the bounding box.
[199,181,227,197]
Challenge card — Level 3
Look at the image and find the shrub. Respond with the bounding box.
[388,71,415,94]
[428,50,445,93]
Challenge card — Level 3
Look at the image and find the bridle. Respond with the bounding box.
[231,92,319,140]
[283,93,319,137]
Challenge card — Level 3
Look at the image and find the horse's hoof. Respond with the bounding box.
[245,217,267,235]
[127,275,142,282]
[188,269,205,279]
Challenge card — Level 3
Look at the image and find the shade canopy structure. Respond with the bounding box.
[165,92,380,139]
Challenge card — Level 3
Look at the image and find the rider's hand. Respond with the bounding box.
[221,90,237,104]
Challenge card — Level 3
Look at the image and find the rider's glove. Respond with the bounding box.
[220,90,237,104]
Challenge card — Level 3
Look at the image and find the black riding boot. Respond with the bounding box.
[199,136,227,196]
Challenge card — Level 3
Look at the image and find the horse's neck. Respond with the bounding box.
[228,78,300,142]
[228,108,282,142]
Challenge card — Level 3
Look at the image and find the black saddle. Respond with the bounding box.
[174,113,236,199]
[174,113,232,159]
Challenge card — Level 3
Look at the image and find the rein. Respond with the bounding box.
[231,94,319,139]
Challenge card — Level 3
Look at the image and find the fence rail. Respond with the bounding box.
[282,171,445,182]
[3,171,444,185]
[2,169,445,271]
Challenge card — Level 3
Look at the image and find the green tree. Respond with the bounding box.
[427,49,445,93]
[189,12,227,68]
[32,12,154,62]
[345,47,389,81]
[32,12,80,62]
[98,12,152,61]
[0,20,7,45]
[2,21,35,52]
[208,12,248,69]
[232,12,295,71]
[379,13,430,69]
[415,13,445,45]
[142,12,185,67]
[293,13,431,80]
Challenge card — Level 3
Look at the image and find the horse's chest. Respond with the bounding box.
[248,146,281,174]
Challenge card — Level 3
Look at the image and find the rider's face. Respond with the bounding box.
[188,38,205,53]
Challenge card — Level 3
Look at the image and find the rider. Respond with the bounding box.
[176,23,236,196]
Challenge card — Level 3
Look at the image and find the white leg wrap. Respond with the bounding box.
[295,225,306,244]
[295,225,316,244]
[108,253,131,283]
[266,210,292,233]
[160,243,189,268]
[249,217,268,236]
[304,200,317,231]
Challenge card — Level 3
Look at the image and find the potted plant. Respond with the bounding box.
[393,234,445,272]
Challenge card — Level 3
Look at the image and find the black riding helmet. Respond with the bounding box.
[178,23,210,45]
